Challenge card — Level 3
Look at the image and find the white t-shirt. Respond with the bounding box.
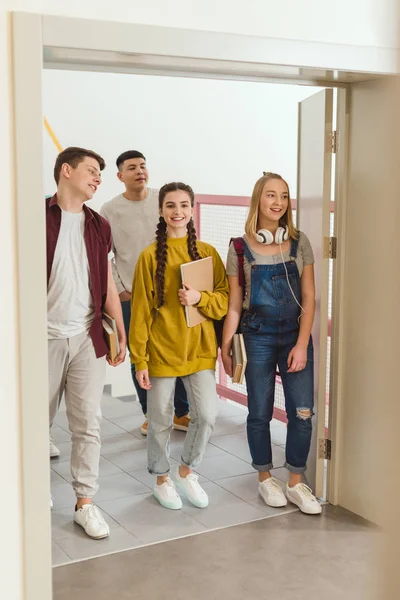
[47,210,96,339]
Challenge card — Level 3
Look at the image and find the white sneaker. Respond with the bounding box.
[50,494,54,510]
[74,504,110,539]
[153,476,183,510]
[259,477,288,508]
[50,436,60,458]
[286,483,322,515]
[174,469,209,508]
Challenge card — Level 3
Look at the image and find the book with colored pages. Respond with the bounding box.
[102,311,120,360]
[232,333,247,384]
[180,256,214,327]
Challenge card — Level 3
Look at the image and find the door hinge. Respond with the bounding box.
[318,438,332,460]
[326,130,338,154]
[323,236,337,259]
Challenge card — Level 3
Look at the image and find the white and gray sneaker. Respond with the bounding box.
[50,436,60,458]
[259,476,288,508]
[50,494,54,510]
[286,483,322,515]
[174,468,209,508]
[74,504,110,539]
[153,476,183,510]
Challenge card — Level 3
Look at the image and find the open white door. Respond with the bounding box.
[297,89,333,498]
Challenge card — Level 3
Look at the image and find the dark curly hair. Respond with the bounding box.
[155,182,201,308]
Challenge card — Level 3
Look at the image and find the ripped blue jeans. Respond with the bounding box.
[242,318,314,474]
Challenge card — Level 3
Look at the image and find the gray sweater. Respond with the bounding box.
[100,189,159,293]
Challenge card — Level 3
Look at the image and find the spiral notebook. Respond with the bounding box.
[180,256,214,327]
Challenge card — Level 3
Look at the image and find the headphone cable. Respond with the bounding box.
[279,243,305,320]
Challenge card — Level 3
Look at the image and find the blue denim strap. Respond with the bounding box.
[241,237,256,264]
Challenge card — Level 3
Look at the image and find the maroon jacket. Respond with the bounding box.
[46,194,112,357]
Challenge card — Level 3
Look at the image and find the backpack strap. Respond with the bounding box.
[230,237,245,288]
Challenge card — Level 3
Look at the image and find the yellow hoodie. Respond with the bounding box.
[130,236,228,377]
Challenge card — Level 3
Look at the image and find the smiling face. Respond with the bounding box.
[60,156,102,201]
[258,178,289,226]
[117,157,149,194]
[160,189,193,237]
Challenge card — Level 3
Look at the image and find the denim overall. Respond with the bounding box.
[240,238,314,474]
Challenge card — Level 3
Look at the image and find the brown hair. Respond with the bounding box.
[245,172,298,240]
[54,146,106,184]
[155,182,201,308]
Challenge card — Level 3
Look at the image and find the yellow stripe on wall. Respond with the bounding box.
[43,117,63,153]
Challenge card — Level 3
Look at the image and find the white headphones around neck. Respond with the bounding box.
[255,226,289,245]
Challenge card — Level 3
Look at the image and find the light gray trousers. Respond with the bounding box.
[48,331,106,498]
[147,369,219,475]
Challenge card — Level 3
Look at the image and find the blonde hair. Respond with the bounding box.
[245,172,298,241]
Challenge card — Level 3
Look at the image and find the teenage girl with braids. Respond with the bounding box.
[130,182,228,510]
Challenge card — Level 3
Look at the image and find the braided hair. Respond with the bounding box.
[155,182,201,308]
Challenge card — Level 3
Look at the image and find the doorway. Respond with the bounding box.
[12,11,362,598]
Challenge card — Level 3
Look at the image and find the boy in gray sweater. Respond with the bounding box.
[100,151,190,435]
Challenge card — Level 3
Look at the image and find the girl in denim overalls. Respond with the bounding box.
[222,173,321,515]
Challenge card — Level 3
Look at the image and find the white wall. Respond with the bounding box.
[42,69,320,209]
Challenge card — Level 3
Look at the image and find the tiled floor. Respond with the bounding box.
[51,391,295,566]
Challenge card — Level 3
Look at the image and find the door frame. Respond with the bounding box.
[296,88,334,498]
[326,87,349,504]
[10,12,360,599]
